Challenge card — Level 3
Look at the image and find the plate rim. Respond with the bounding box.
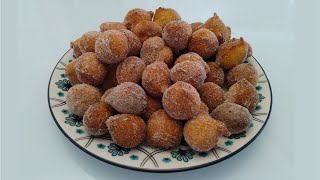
[47,49,273,173]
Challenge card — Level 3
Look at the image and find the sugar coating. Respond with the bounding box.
[142,61,171,98]
[79,31,101,54]
[163,20,192,50]
[227,63,258,87]
[203,13,229,44]
[142,95,163,120]
[170,60,207,89]
[95,30,129,64]
[146,109,183,149]
[107,114,146,148]
[205,62,224,86]
[199,101,209,115]
[124,8,154,30]
[140,37,172,66]
[119,29,142,56]
[102,64,118,90]
[188,28,219,59]
[83,102,112,135]
[70,38,82,57]
[190,22,203,33]
[175,52,210,74]
[66,84,101,116]
[132,21,162,43]
[199,82,225,110]
[162,81,201,120]
[99,22,126,32]
[226,78,258,112]
[153,7,181,28]
[65,59,81,85]
[100,88,115,113]
[106,82,147,114]
[116,56,146,84]
[75,52,107,86]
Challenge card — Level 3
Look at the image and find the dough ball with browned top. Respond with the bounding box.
[119,29,142,56]
[153,7,181,28]
[79,31,101,54]
[124,8,154,30]
[205,62,224,86]
[99,22,126,32]
[116,56,146,84]
[175,52,210,74]
[163,20,192,50]
[132,21,162,43]
[227,63,258,87]
[199,82,225,110]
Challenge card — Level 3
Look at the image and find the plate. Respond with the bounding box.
[48,49,272,172]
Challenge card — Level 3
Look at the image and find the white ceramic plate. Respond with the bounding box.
[48,49,272,172]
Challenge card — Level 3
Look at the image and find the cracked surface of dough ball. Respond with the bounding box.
[142,95,162,120]
[99,22,126,32]
[79,31,101,54]
[163,20,192,50]
[205,62,224,86]
[175,52,210,74]
[199,82,225,110]
[119,29,142,56]
[132,21,162,43]
[124,8,154,30]
[65,59,81,85]
[227,63,258,87]
[70,38,82,57]
[153,7,181,28]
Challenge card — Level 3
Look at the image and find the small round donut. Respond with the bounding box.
[162,81,201,120]
[75,52,107,86]
[153,7,181,28]
[199,82,225,110]
[175,52,210,74]
[107,114,146,148]
[170,60,206,89]
[116,56,146,84]
[205,62,224,87]
[70,38,82,57]
[83,103,112,135]
[100,88,115,113]
[102,64,118,90]
[142,95,162,120]
[124,8,154,30]
[163,20,192,50]
[226,78,258,112]
[66,84,101,116]
[146,109,183,149]
[190,22,203,33]
[142,61,171,98]
[95,30,129,64]
[203,13,229,45]
[188,28,219,59]
[99,22,126,32]
[79,31,101,54]
[119,29,142,56]
[227,63,258,87]
[210,102,251,134]
[106,82,147,114]
[132,21,162,43]
[65,59,81,85]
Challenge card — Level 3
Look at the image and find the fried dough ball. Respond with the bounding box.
[146,109,183,149]
[83,103,112,136]
[162,81,201,120]
[142,95,162,120]
[210,102,251,134]
[153,7,181,28]
[215,37,248,69]
[188,28,219,59]
[227,63,258,87]
[140,37,173,66]
[70,38,82,57]
[75,52,107,86]
[203,13,229,44]
[65,59,81,85]
[116,56,146,84]
[183,114,230,152]
[190,22,203,33]
[99,22,126,32]
[170,60,206,89]
[100,87,115,113]
[205,62,224,86]
[124,8,154,30]
[79,31,101,54]
[226,79,258,112]
[102,64,118,90]
[107,114,146,148]
[132,21,162,43]
[106,82,147,114]
[142,61,171,98]
[119,29,142,56]
[66,84,101,116]
[175,52,210,74]
[199,101,209,115]
[95,30,129,64]
[163,20,192,50]
[199,82,225,110]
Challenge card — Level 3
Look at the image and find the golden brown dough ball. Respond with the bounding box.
[116,56,146,84]
[199,101,209,115]
[107,114,146,148]
[142,61,171,98]
[162,81,201,120]
[83,103,112,135]
[99,22,126,32]
[95,30,129,64]
[65,59,81,85]
[66,84,101,116]
[175,52,210,74]
[205,62,224,86]
[119,29,142,56]
[79,31,101,54]
[226,78,258,112]
[70,38,82,58]
[100,87,116,113]
[153,7,181,29]
[190,22,203,33]
[75,52,107,86]
[132,21,162,43]
[102,64,118,90]
[146,109,183,149]
[203,13,229,44]
[199,82,225,110]
[123,8,154,30]
[142,95,162,120]
[188,28,219,59]
[210,102,251,134]
[163,20,192,50]
[227,63,258,87]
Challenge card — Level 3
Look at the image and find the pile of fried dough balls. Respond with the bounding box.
[66,7,258,152]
